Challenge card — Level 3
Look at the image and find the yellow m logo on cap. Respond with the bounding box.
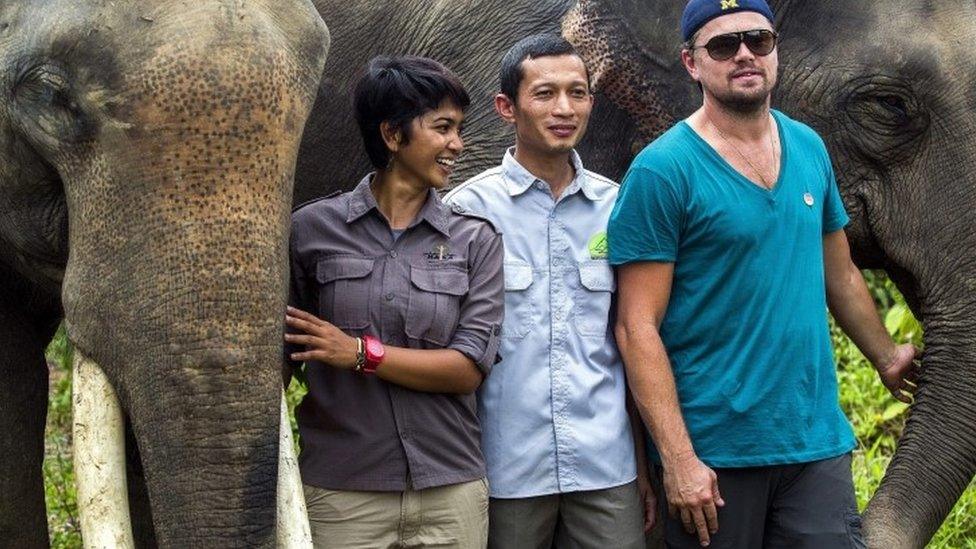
[721,0,739,9]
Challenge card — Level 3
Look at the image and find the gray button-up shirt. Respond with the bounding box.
[288,175,504,491]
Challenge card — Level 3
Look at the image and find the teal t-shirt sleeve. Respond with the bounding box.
[608,166,683,265]
[822,158,849,233]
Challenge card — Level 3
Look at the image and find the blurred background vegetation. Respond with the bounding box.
[42,271,975,547]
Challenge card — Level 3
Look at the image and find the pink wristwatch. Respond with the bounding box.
[361,335,385,375]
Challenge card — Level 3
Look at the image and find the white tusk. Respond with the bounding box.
[277,392,312,548]
[72,350,135,549]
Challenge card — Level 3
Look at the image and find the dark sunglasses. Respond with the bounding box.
[692,29,778,61]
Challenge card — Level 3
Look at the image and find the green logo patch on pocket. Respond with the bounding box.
[588,231,608,259]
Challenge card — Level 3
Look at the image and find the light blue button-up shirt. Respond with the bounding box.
[444,149,636,498]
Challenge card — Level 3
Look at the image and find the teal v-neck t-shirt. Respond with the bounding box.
[608,110,856,467]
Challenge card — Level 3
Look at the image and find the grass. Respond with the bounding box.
[41,273,976,546]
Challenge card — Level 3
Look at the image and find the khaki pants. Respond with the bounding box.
[303,478,489,548]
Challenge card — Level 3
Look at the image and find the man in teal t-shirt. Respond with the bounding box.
[608,1,920,547]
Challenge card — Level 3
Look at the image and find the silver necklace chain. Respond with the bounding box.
[709,113,779,189]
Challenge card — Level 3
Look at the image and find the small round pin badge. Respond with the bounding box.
[803,193,815,207]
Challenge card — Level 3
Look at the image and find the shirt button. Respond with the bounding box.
[389,250,397,258]
[385,292,395,301]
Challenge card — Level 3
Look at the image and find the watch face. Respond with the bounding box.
[366,338,384,357]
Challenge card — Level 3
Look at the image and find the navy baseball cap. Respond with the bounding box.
[681,0,775,41]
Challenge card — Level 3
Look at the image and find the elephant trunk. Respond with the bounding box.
[72,350,310,547]
[76,306,289,546]
[862,316,976,548]
[56,3,330,545]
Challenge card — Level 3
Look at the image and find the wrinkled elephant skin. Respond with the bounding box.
[0,1,328,546]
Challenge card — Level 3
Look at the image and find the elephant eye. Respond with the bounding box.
[12,63,93,145]
[842,78,929,160]
[16,65,63,98]
[14,65,82,113]
[875,95,908,123]
[854,92,915,129]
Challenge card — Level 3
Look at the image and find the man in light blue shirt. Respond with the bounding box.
[445,34,651,549]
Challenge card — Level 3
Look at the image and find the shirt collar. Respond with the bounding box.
[346,173,451,237]
[501,147,598,201]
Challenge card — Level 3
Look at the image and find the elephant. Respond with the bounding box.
[298,1,976,547]
[0,0,329,546]
[2,0,971,546]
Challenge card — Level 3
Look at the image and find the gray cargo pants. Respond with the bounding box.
[487,480,646,549]
[659,453,865,549]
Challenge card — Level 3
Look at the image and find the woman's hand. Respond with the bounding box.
[284,306,359,369]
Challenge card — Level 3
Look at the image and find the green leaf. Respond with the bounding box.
[885,303,908,335]
[881,401,909,422]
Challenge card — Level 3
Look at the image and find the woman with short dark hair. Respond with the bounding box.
[284,55,503,548]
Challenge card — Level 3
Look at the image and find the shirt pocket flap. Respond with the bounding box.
[410,267,469,296]
[578,260,615,292]
[503,261,533,291]
[316,257,375,284]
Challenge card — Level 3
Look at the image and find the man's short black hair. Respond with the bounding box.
[354,55,470,170]
[499,34,589,102]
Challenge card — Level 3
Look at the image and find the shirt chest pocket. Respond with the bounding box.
[315,257,374,330]
[502,260,534,339]
[405,266,469,346]
[574,260,615,338]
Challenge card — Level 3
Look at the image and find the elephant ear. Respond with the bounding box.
[563,0,700,148]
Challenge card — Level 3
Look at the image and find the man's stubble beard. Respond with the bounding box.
[707,73,777,116]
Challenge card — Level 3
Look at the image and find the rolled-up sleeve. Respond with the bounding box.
[448,228,504,375]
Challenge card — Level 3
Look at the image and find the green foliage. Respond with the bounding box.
[44,324,73,373]
[286,375,307,453]
[39,275,976,546]
[43,327,81,548]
